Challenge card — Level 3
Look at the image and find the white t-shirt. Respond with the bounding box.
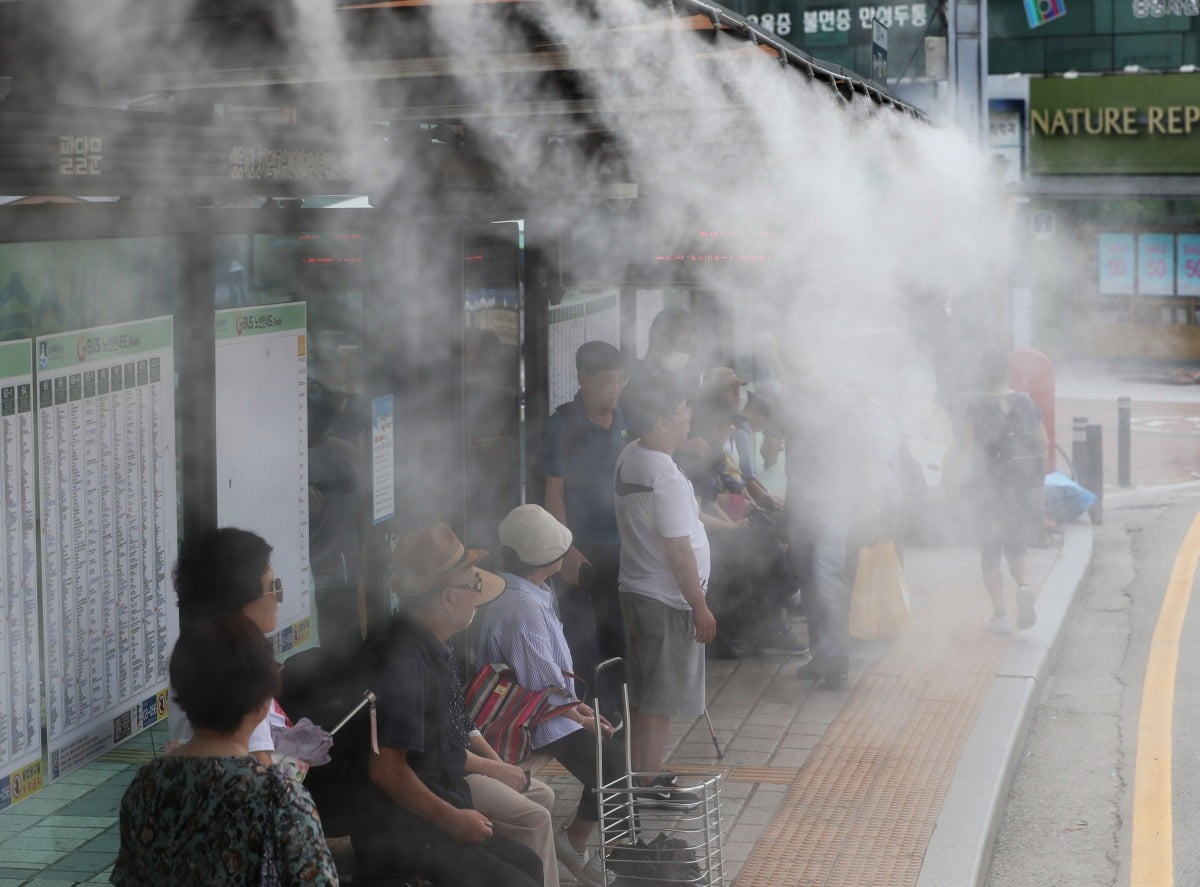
[614,441,710,609]
[167,698,277,754]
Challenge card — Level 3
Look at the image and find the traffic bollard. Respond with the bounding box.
[1071,417,1088,483]
[1118,397,1131,487]
[1086,423,1103,525]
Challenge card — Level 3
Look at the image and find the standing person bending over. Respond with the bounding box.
[614,377,714,805]
[958,349,1048,633]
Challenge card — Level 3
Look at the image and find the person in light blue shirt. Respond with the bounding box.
[477,505,624,887]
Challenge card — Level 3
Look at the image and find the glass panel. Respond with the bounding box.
[462,222,524,552]
[0,235,181,789]
[212,231,368,659]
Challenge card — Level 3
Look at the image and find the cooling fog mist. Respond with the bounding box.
[39,0,1025,477]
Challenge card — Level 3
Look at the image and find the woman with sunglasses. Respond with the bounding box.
[168,527,288,765]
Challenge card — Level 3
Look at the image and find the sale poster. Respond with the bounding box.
[1176,234,1200,297]
[1137,233,1174,296]
[1098,233,1135,295]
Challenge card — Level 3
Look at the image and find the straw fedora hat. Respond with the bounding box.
[391,522,505,605]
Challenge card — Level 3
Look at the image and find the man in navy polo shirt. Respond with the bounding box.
[351,523,542,887]
[542,341,630,719]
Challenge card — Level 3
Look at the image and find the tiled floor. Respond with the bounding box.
[0,539,1061,886]
[0,724,167,886]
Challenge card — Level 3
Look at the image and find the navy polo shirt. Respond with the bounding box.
[370,617,472,810]
[541,394,630,546]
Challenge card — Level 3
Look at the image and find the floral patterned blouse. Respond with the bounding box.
[112,755,339,886]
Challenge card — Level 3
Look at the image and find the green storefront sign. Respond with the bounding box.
[727,0,930,81]
[1030,73,1200,174]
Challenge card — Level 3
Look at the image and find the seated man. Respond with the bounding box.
[350,522,543,887]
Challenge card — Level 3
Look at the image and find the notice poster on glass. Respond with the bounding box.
[1138,233,1175,296]
[1098,233,1135,295]
[371,395,395,524]
[36,317,179,783]
[0,340,42,808]
[215,303,312,655]
[548,291,620,412]
[1177,234,1200,297]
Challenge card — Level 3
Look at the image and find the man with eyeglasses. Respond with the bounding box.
[350,522,544,887]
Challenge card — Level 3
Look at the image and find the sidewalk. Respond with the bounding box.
[534,525,1090,886]
[0,526,1090,887]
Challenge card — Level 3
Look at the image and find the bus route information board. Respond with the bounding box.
[36,317,179,782]
[0,340,41,809]
[214,303,312,655]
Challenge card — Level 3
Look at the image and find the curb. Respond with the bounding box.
[914,521,1095,887]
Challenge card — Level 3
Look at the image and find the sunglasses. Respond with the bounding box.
[262,577,283,603]
[446,573,484,595]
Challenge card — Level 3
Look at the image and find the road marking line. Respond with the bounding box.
[1132,508,1200,887]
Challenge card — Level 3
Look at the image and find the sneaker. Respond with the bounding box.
[555,831,610,886]
[795,658,848,689]
[1017,585,1037,630]
[712,637,758,660]
[634,773,705,810]
[758,625,810,656]
[982,612,1012,634]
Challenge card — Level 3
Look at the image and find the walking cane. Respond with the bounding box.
[703,707,724,759]
[330,690,377,736]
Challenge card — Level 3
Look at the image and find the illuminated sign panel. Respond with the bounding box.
[1029,73,1200,174]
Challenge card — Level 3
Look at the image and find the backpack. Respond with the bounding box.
[978,393,1044,489]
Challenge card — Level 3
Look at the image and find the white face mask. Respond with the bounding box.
[661,351,690,372]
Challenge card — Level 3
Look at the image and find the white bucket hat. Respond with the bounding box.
[498,505,573,568]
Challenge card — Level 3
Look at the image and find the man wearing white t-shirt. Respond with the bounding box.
[615,377,715,808]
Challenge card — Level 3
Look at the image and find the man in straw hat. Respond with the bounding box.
[349,522,543,887]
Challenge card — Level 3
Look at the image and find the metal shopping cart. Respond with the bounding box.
[590,658,726,887]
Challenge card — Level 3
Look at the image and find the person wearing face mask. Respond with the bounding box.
[621,307,698,435]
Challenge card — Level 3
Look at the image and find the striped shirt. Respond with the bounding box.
[479,573,583,749]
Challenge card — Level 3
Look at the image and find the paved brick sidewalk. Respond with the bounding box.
[537,539,1064,885]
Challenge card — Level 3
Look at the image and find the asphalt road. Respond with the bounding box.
[986,484,1200,887]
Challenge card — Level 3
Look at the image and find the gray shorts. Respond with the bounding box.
[619,592,705,717]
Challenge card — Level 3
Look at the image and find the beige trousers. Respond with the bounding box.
[466,772,559,887]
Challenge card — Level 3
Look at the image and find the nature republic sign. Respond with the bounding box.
[1030,73,1200,174]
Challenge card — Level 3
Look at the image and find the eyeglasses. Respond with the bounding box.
[263,577,283,604]
[446,573,484,595]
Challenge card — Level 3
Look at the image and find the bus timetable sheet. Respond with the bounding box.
[0,340,41,809]
[214,303,312,655]
[36,317,179,782]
